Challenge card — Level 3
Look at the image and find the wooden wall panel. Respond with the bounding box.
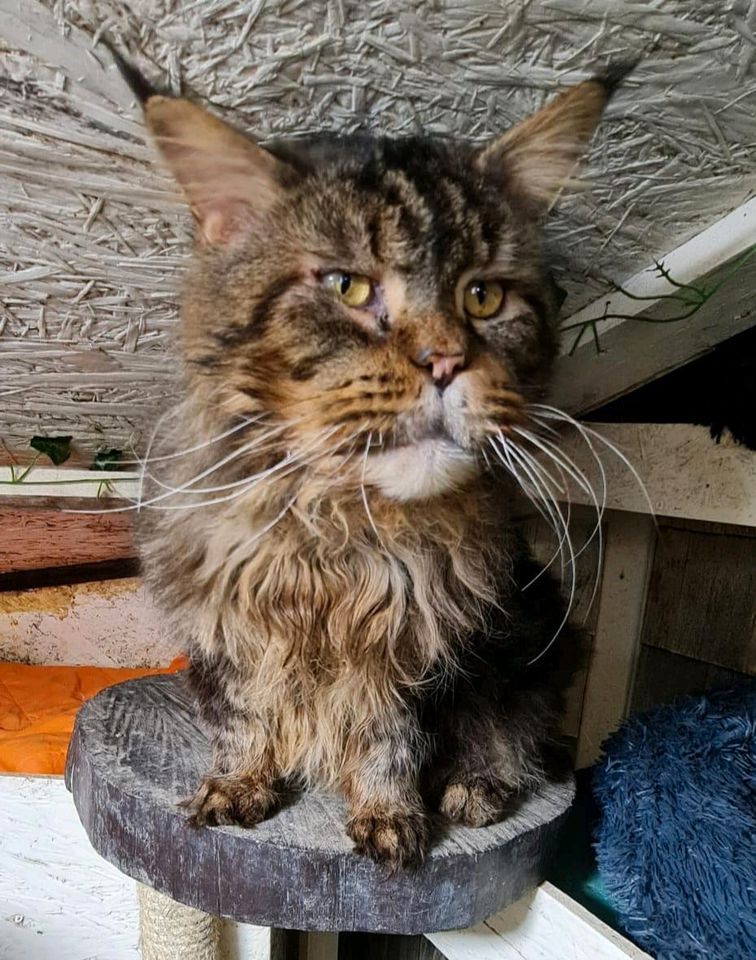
[642,524,755,675]
[631,645,747,713]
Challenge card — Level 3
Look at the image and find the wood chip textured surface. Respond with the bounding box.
[2,0,756,451]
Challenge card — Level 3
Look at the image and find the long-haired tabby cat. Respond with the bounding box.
[119,51,630,868]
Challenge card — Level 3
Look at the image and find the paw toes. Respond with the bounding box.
[347,811,429,869]
[439,777,512,827]
[182,776,275,828]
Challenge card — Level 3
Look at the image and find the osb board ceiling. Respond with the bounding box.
[1,0,755,454]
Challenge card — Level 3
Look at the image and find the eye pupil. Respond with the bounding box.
[463,278,504,319]
[321,270,373,308]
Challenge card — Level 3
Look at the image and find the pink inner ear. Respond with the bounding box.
[196,203,246,246]
[190,170,281,246]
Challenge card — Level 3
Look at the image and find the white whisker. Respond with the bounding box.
[513,425,605,608]
[360,432,385,548]
[65,423,341,515]
[491,431,577,666]
[120,413,266,469]
[144,424,289,495]
[530,404,656,524]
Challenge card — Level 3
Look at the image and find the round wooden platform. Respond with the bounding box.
[65,674,574,934]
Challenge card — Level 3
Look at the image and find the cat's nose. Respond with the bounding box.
[414,348,467,389]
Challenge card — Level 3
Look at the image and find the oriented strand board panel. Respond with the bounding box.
[0,576,175,667]
[0,775,140,960]
[641,524,756,675]
[2,0,756,451]
[0,775,279,960]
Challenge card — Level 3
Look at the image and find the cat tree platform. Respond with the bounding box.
[65,673,574,941]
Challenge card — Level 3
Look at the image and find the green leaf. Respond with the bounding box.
[91,448,122,471]
[30,436,72,466]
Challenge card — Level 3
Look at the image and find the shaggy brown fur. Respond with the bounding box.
[124,56,628,868]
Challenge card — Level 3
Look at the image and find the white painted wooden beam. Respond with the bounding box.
[553,198,756,414]
[0,466,139,501]
[0,775,286,960]
[427,881,651,960]
[550,422,756,528]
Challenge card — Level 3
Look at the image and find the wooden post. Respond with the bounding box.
[576,512,657,768]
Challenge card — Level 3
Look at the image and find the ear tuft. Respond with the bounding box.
[143,96,288,245]
[476,63,636,216]
[108,44,292,246]
[596,58,641,98]
[103,40,163,105]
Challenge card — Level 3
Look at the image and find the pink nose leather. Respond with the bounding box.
[427,352,466,386]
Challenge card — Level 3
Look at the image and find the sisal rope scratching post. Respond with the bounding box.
[137,883,221,960]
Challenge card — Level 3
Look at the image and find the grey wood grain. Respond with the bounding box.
[65,675,574,934]
[631,644,748,713]
[642,525,756,674]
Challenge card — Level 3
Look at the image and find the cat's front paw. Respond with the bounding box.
[438,776,513,827]
[346,808,429,869]
[182,774,276,828]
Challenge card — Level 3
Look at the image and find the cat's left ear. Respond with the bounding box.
[107,45,292,246]
[475,64,635,216]
[144,96,290,245]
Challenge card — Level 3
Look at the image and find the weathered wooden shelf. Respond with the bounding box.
[65,674,574,934]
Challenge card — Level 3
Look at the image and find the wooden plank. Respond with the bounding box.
[642,526,756,674]
[631,645,748,713]
[0,506,134,574]
[222,924,294,960]
[0,465,139,501]
[427,882,651,960]
[576,513,656,769]
[551,423,756,527]
[553,199,756,414]
[66,674,574,934]
[0,577,174,668]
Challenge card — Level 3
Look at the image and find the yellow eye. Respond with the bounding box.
[463,279,505,319]
[321,271,373,308]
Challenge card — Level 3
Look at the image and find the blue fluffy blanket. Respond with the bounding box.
[593,684,756,960]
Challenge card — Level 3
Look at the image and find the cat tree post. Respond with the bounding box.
[65,674,575,955]
[137,884,222,960]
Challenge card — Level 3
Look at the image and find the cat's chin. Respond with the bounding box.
[363,438,479,502]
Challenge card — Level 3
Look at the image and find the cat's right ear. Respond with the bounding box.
[108,46,290,246]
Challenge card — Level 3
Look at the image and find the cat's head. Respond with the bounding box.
[136,66,624,502]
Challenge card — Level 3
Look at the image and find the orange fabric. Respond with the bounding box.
[0,657,187,775]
